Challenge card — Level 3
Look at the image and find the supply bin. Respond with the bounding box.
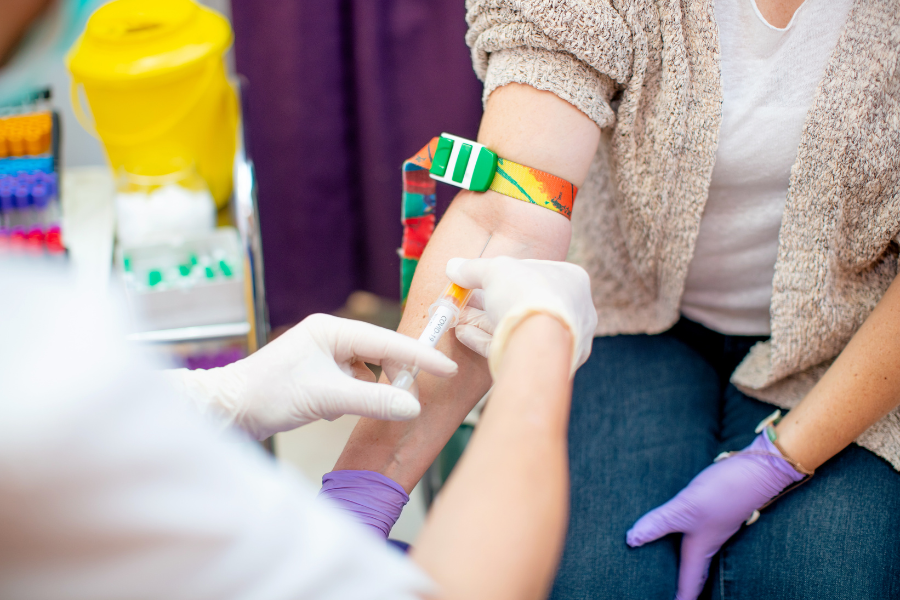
[66,0,238,207]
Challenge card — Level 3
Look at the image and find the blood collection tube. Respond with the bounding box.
[28,183,50,245]
[25,128,42,156]
[8,124,24,157]
[38,172,60,225]
[45,225,64,254]
[9,225,27,247]
[38,171,56,196]
[391,235,491,392]
[391,282,474,391]
[31,184,48,226]
[0,183,13,229]
[12,184,31,229]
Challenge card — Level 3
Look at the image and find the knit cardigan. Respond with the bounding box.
[466,0,900,469]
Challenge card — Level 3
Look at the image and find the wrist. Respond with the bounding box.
[319,470,410,539]
[755,429,811,481]
[766,410,824,472]
[490,308,576,378]
[492,313,574,437]
[496,313,573,377]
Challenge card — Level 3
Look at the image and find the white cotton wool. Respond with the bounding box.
[115,183,215,245]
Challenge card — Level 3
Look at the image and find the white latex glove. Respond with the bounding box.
[446,256,597,377]
[163,313,458,440]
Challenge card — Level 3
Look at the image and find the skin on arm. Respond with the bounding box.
[334,83,600,491]
[412,314,574,600]
[775,273,900,470]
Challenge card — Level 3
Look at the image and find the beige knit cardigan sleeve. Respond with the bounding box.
[465,0,631,130]
[463,0,900,471]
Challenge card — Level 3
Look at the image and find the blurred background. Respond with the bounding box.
[0,0,484,542]
[232,0,482,329]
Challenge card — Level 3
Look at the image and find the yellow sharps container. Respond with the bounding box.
[67,0,238,207]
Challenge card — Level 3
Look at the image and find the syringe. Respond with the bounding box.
[392,236,491,391]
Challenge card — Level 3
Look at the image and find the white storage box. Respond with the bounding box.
[117,228,247,332]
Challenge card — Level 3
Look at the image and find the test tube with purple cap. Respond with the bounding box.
[0,177,13,230]
[12,184,31,230]
[37,171,60,227]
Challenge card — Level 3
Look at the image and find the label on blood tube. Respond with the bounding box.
[418,303,457,348]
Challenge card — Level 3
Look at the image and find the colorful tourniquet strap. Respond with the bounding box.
[400,134,578,304]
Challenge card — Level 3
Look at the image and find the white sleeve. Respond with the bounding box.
[0,263,434,600]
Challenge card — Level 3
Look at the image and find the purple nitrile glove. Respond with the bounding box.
[319,470,409,539]
[626,432,806,600]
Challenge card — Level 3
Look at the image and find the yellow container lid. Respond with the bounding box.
[66,0,232,86]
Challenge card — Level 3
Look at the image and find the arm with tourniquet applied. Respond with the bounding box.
[331,84,600,493]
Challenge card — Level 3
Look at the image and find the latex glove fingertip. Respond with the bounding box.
[435,352,459,376]
[625,528,643,548]
[626,503,681,548]
[414,349,459,378]
[445,257,467,278]
[389,391,421,420]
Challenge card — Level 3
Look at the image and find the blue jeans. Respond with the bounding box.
[549,318,900,600]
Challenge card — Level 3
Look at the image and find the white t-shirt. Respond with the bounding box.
[0,262,433,600]
[681,0,854,335]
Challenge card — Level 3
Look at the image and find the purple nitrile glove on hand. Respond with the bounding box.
[626,431,806,600]
[319,470,409,539]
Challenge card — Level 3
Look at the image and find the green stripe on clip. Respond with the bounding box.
[452,143,472,183]
[430,136,453,177]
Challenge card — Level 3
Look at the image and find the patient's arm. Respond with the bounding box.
[775,272,900,469]
[334,83,601,491]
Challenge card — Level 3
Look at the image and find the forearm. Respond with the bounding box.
[412,314,574,600]
[335,194,566,486]
[775,274,900,469]
[334,83,599,491]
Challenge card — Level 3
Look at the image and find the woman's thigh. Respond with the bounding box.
[549,333,722,600]
[712,388,900,600]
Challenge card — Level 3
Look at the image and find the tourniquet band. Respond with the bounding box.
[399,133,578,303]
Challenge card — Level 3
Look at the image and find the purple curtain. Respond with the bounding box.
[231,1,483,328]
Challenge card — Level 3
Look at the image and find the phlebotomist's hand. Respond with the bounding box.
[446,256,597,377]
[163,314,458,440]
[626,431,808,600]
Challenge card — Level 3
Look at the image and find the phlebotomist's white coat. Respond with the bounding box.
[0,262,432,600]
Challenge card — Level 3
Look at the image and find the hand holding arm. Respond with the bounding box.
[447,256,598,376]
[320,258,597,541]
[334,83,601,490]
[164,314,457,440]
[412,258,597,600]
